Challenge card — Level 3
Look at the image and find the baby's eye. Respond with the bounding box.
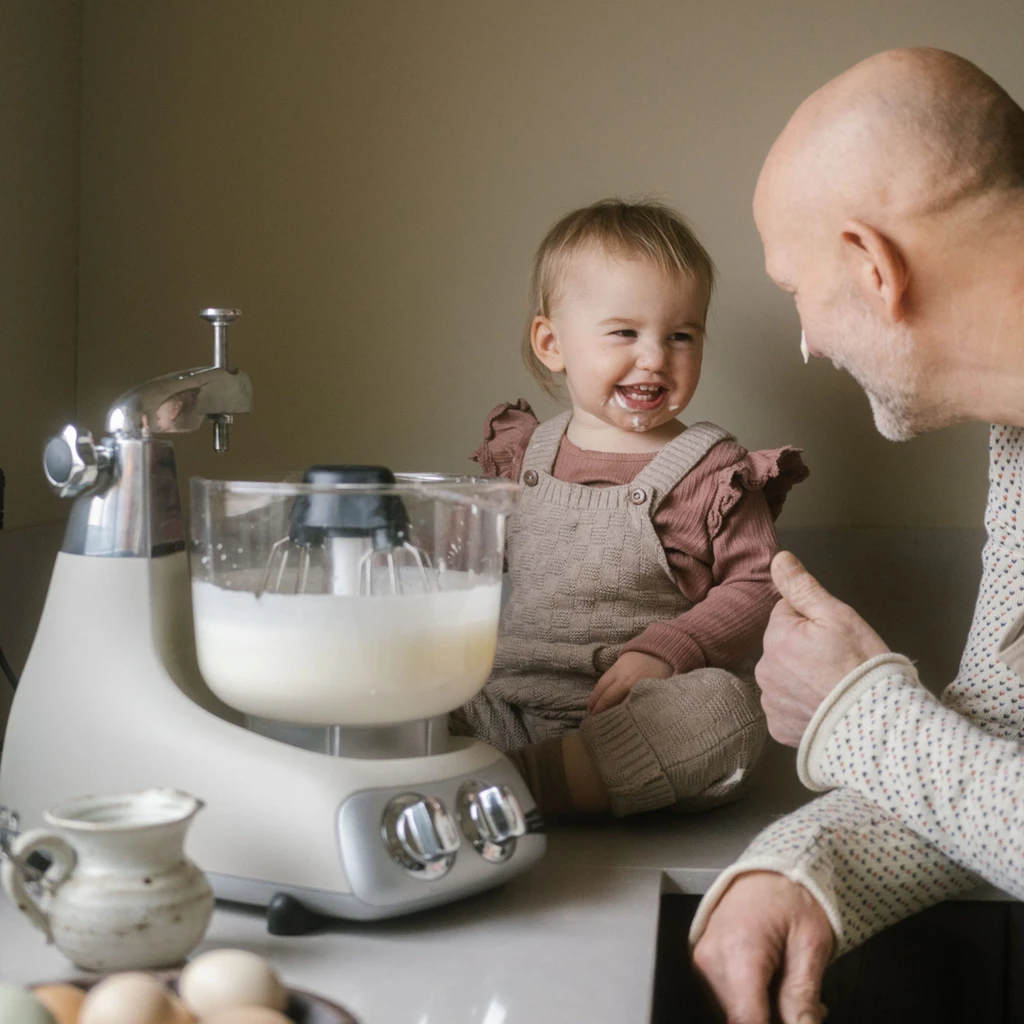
[611,329,638,338]
[669,332,694,343]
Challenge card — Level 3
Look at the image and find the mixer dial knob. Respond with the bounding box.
[381,794,460,880]
[456,782,527,863]
[43,425,113,498]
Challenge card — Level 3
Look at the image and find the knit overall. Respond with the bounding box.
[451,413,769,816]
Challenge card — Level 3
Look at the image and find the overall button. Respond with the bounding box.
[629,487,648,505]
[523,470,539,486]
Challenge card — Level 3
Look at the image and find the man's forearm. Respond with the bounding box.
[799,655,1024,899]
[690,786,982,957]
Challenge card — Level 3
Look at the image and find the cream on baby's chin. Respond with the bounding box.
[800,330,810,364]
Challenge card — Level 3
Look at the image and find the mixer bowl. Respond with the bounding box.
[189,474,519,727]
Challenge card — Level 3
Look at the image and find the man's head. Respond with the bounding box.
[755,48,1024,440]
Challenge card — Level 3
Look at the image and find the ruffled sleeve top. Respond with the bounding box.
[471,400,809,673]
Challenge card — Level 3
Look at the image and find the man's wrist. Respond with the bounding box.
[796,653,919,790]
[688,860,842,953]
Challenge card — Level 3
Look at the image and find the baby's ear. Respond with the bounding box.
[531,316,565,372]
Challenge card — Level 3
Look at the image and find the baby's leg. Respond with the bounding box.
[578,667,767,816]
[452,679,587,817]
[449,689,533,750]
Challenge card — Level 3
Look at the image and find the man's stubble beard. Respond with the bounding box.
[825,287,944,442]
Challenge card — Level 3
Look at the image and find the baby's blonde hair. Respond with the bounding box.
[524,198,716,396]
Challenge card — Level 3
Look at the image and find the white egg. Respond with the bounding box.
[0,984,57,1024]
[179,948,287,1017]
[79,972,183,1024]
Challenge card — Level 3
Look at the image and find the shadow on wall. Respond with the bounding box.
[778,527,986,693]
[0,523,65,738]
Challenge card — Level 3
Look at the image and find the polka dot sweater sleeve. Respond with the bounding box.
[800,655,1024,900]
[690,424,1024,956]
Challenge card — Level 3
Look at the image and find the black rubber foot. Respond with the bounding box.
[266,892,326,936]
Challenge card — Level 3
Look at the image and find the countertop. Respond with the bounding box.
[0,743,1009,1023]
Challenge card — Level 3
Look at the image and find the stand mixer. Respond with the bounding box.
[0,308,545,932]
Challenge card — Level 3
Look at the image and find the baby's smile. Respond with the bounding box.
[613,382,668,412]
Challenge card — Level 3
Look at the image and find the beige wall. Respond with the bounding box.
[69,1,1024,528]
[0,1,80,726]
[0,1,80,531]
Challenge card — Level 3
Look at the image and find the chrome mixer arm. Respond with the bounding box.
[106,363,253,448]
[43,308,253,557]
[105,309,252,453]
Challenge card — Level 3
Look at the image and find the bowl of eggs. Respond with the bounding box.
[1,947,356,1024]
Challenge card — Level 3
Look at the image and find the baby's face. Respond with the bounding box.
[539,249,707,437]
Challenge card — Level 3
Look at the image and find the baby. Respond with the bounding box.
[451,199,808,817]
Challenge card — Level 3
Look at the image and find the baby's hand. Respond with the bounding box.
[587,651,673,715]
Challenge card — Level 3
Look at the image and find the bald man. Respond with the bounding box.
[690,48,1024,1024]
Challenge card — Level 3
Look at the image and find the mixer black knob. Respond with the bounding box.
[381,794,460,880]
[456,782,527,864]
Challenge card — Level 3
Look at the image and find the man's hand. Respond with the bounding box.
[692,871,834,1024]
[757,551,889,746]
[586,651,673,715]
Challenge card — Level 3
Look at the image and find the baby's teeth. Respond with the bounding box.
[800,330,810,365]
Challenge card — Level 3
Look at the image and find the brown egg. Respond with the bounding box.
[168,993,197,1023]
[32,984,86,1024]
[79,973,181,1024]
[201,1009,291,1024]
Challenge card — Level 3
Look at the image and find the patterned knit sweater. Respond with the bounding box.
[690,423,1024,956]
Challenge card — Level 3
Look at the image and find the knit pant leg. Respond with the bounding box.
[579,667,768,817]
[449,687,534,751]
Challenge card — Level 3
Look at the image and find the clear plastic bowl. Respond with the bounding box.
[190,474,518,726]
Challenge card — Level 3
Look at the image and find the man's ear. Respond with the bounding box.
[840,219,909,322]
[531,316,565,372]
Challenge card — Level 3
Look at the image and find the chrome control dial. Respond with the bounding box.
[381,794,460,880]
[43,425,113,498]
[457,782,527,863]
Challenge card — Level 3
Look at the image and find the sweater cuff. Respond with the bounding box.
[620,623,706,674]
[796,653,920,792]
[688,859,843,955]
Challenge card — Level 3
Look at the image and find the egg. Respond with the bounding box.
[0,983,58,1024]
[32,984,85,1024]
[167,994,196,1023]
[178,949,287,1017]
[201,1009,291,1024]
[79,973,182,1024]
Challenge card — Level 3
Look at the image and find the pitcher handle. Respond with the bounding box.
[0,828,77,942]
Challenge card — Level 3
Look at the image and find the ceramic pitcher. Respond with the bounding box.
[0,788,213,971]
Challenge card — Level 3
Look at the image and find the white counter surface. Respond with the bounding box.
[0,743,1009,1023]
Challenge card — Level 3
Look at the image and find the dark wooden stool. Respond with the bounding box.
[653,894,1023,1024]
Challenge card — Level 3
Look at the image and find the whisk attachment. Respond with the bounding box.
[256,466,438,597]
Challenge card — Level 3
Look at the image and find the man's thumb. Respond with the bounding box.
[771,552,834,620]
